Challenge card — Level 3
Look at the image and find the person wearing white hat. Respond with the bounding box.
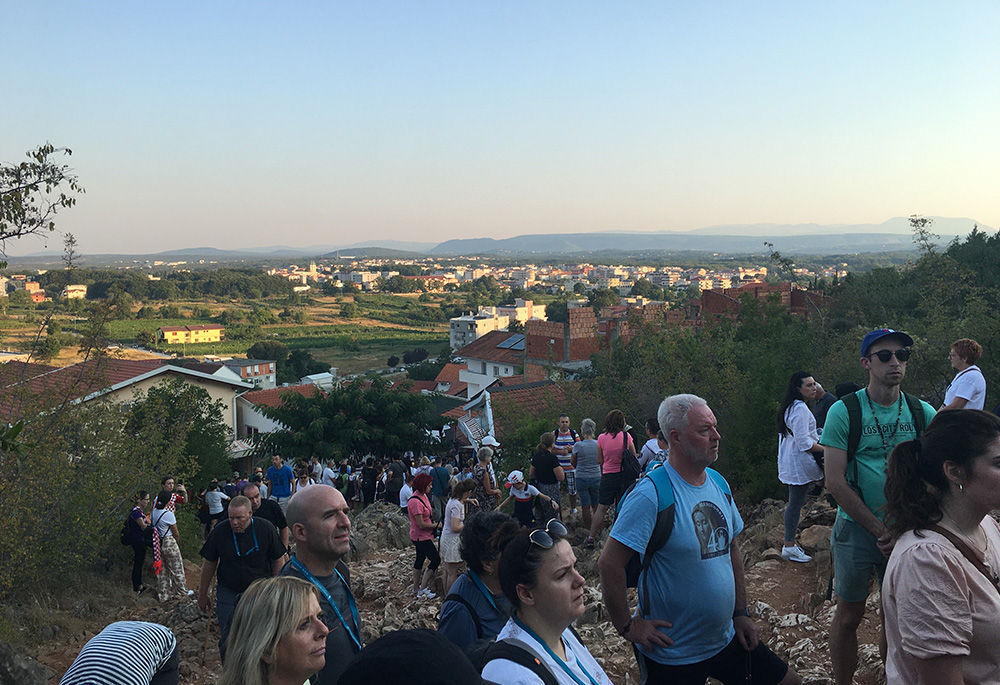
[496,470,560,527]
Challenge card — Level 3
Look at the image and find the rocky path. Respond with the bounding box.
[18,497,886,685]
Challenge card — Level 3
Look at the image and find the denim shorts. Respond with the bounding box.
[576,476,601,508]
[831,516,887,603]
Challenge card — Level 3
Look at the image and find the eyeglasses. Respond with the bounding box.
[528,519,568,549]
[868,349,911,363]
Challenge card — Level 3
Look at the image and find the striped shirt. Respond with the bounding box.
[60,621,176,685]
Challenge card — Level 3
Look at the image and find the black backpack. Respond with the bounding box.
[840,391,927,503]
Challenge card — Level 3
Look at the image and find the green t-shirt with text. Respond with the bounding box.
[819,389,936,522]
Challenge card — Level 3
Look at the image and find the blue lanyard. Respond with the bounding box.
[511,615,600,685]
[469,570,499,613]
[232,520,258,557]
[291,556,362,652]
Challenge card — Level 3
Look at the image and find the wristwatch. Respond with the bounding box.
[732,608,750,618]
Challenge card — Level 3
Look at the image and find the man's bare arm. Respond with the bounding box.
[598,537,672,650]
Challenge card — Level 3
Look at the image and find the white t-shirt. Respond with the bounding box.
[151,508,176,539]
[511,484,541,502]
[399,483,414,508]
[945,365,987,410]
[205,490,229,515]
[638,438,666,468]
[481,618,613,685]
[321,467,338,487]
[442,498,465,538]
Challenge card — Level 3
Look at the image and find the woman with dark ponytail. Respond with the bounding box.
[480,519,612,685]
[883,409,1000,684]
[776,371,824,563]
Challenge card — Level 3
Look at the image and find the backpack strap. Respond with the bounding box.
[903,392,927,436]
[482,641,560,685]
[705,468,732,505]
[841,391,864,501]
[638,466,675,618]
[440,593,483,639]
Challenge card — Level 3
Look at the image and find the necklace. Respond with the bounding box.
[865,391,904,458]
[941,510,988,555]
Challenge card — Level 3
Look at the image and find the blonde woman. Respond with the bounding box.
[219,576,329,685]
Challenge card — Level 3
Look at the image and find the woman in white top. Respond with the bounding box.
[203,480,230,532]
[481,518,612,685]
[150,490,190,602]
[776,371,824,563]
[942,338,987,411]
[883,410,1000,684]
[441,479,478,595]
[291,465,316,494]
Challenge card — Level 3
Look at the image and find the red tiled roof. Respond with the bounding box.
[441,405,468,420]
[456,330,524,365]
[240,384,323,409]
[488,381,567,435]
[0,358,167,422]
[434,363,464,385]
[495,374,526,387]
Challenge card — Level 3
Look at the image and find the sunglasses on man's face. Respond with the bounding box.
[529,518,569,549]
[868,349,911,363]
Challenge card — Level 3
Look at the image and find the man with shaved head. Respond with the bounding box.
[198,495,285,661]
[281,484,361,685]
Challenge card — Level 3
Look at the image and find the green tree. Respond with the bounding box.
[387,355,400,367]
[545,299,568,323]
[588,288,620,315]
[247,340,289,362]
[126,377,230,490]
[35,335,62,359]
[340,302,359,319]
[252,378,444,462]
[136,329,157,348]
[0,144,84,251]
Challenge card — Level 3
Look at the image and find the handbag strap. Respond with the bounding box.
[929,524,1000,595]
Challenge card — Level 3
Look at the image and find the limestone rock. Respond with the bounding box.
[799,525,832,552]
[0,642,52,685]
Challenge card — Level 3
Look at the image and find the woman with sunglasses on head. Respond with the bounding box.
[408,472,441,599]
[776,371,825,563]
[218,575,329,685]
[481,519,613,685]
[883,410,1000,684]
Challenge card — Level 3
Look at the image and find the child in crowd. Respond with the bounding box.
[399,473,415,512]
[441,479,478,594]
[496,470,559,527]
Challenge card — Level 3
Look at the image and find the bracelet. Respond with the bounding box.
[616,618,633,637]
[732,608,750,618]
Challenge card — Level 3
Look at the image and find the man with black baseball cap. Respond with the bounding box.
[820,328,936,685]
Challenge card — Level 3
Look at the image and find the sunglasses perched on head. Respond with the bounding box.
[528,519,569,549]
[868,349,911,363]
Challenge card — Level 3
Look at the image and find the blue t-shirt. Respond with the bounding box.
[266,464,294,498]
[610,461,744,665]
[431,466,451,497]
[437,572,512,650]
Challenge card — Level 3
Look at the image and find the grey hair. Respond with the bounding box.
[580,418,596,438]
[477,446,494,462]
[658,394,708,436]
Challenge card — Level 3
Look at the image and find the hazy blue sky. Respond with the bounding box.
[3,2,997,255]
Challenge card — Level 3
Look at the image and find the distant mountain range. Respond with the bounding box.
[7,217,991,263]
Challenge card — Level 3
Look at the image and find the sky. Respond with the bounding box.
[3,2,998,255]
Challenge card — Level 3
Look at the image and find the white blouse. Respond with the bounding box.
[777,400,824,485]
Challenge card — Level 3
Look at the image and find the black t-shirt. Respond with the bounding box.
[386,461,405,489]
[200,518,285,593]
[531,449,561,485]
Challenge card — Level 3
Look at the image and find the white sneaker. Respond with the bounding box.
[418,588,436,599]
[571,508,579,514]
[781,545,812,563]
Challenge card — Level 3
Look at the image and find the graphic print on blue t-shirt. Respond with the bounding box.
[691,501,730,559]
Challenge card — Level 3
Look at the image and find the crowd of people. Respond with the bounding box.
[69,329,996,685]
